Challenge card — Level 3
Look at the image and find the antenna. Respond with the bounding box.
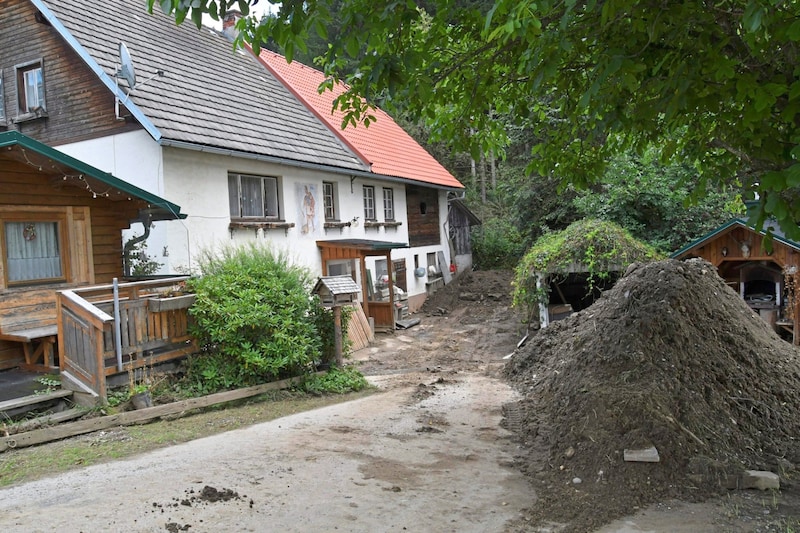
[114,42,164,121]
[117,42,137,90]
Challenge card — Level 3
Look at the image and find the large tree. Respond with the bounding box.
[150,0,800,239]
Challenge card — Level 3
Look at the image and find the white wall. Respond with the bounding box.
[162,148,452,301]
[55,133,453,302]
[56,131,171,274]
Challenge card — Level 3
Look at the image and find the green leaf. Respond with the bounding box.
[785,163,800,187]
[190,7,202,28]
[788,20,800,41]
[742,2,764,33]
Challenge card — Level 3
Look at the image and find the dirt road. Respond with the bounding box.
[0,374,532,532]
[1,270,797,532]
[0,275,535,532]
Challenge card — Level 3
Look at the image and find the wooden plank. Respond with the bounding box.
[0,389,72,413]
[0,326,57,342]
[11,407,86,433]
[0,374,319,452]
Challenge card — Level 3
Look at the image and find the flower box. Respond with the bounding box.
[147,294,196,312]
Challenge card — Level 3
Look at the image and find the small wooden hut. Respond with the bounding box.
[672,218,800,344]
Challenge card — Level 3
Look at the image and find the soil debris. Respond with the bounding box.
[504,258,800,531]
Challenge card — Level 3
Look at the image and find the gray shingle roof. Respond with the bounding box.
[37,0,369,172]
[313,276,361,296]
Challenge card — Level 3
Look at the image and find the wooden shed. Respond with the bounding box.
[672,218,800,343]
[0,131,186,371]
[317,239,408,331]
[447,197,481,273]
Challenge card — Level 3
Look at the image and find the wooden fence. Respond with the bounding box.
[57,277,197,401]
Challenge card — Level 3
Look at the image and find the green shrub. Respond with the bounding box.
[185,243,321,392]
[471,217,526,269]
[300,367,370,395]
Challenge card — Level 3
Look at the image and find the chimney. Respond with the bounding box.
[222,10,242,40]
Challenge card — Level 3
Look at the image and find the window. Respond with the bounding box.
[228,173,280,219]
[427,252,441,278]
[0,75,5,123]
[382,187,394,220]
[363,185,376,220]
[323,181,337,221]
[16,60,46,115]
[3,220,65,284]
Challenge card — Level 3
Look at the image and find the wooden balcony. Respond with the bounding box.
[56,277,197,403]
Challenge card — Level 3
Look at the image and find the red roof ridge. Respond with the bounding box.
[256,49,463,189]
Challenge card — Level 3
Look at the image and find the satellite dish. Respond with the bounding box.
[117,42,136,90]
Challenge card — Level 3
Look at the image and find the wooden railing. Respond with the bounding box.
[56,277,197,402]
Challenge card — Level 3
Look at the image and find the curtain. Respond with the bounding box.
[240,176,264,217]
[5,221,62,282]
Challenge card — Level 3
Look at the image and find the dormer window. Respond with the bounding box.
[15,59,47,119]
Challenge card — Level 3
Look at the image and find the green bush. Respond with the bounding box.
[300,367,370,395]
[471,217,526,269]
[185,243,321,392]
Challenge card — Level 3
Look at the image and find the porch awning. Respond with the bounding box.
[0,131,186,221]
[316,239,409,251]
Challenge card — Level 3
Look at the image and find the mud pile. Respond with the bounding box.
[504,258,800,531]
[420,269,513,315]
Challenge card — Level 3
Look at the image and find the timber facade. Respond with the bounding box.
[0,0,140,143]
[673,219,800,344]
[406,186,441,247]
[0,145,139,369]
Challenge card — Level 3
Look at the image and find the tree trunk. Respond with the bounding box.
[479,154,487,203]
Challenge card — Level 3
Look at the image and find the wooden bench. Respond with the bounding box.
[0,325,58,368]
[0,288,59,370]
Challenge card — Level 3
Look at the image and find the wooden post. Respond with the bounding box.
[359,255,370,319]
[333,305,343,366]
[386,251,395,327]
[794,278,799,346]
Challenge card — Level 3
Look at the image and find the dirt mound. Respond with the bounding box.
[504,258,800,531]
[420,269,513,316]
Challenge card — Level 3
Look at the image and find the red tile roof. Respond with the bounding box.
[258,50,464,189]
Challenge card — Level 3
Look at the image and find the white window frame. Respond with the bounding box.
[228,172,281,220]
[363,185,376,221]
[15,59,46,116]
[323,181,337,221]
[382,187,394,221]
[0,74,5,123]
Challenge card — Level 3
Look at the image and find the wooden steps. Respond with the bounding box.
[0,389,75,426]
[10,407,86,434]
[0,389,72,413]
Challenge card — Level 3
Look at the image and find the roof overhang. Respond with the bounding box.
[316,239,409,251]
[0,131,186,221]
[449,197,482,226]
[671,218,800,259]
[159,138,463,192]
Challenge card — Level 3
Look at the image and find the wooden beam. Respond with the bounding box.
[0,374,318,453]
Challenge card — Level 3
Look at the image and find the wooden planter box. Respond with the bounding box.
[147,294,196,312]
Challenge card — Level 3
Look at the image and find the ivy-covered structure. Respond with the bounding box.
[513,219,661,328]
